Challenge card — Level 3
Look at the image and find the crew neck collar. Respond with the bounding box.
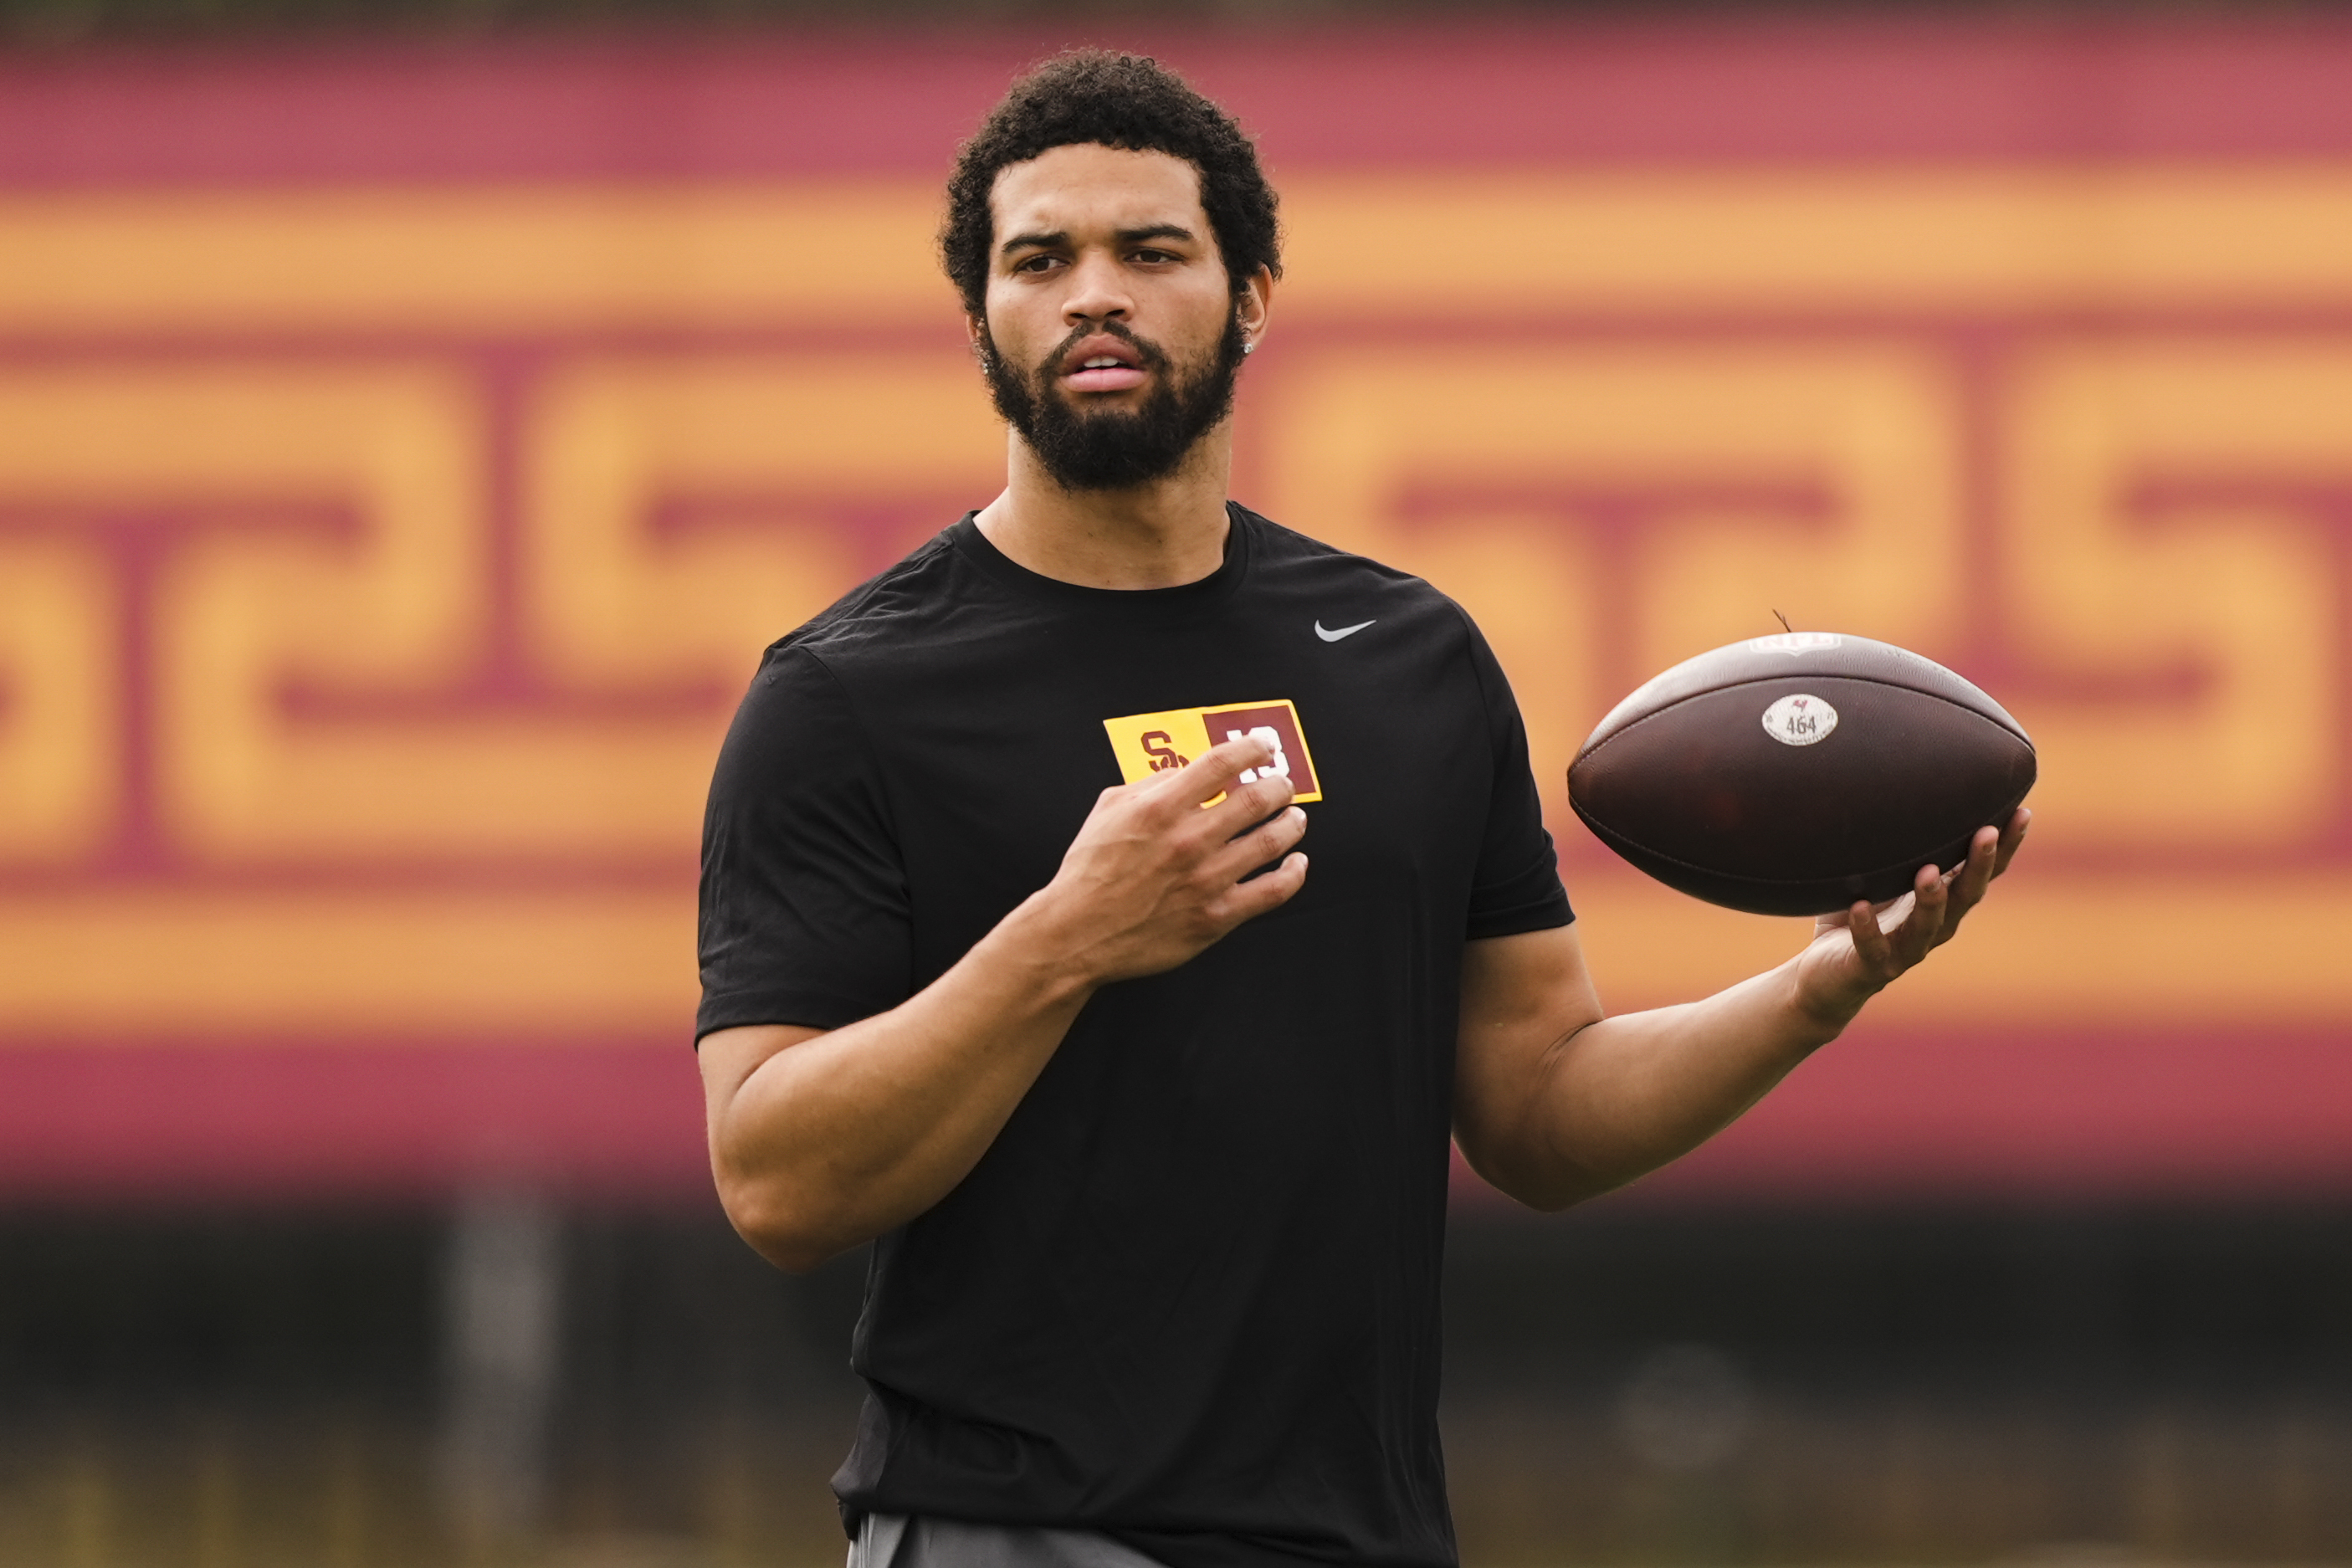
[951,502,1253,617]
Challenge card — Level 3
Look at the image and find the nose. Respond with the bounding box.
[1061,246,1133,327]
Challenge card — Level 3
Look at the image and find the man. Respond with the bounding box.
[697,49,2024,1568]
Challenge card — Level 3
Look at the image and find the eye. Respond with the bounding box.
[1012,253,1062,274]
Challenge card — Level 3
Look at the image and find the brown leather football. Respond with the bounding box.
[1567,632,2036,916]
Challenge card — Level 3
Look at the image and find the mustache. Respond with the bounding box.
[1043,320,1170,378]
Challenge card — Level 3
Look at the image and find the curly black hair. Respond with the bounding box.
[941,50,1282,319]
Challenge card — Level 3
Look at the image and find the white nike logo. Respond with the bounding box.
[1315,618,1376,643]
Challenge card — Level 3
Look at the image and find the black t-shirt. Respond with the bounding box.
[697,505,1572,1568]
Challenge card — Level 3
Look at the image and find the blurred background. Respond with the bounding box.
[6,2,2352,1563]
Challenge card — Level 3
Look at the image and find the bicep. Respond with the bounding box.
[698,648,913,1042]
[1453,924,1603,1169]
[699,1022,829,1135]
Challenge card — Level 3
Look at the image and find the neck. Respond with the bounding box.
[973,424,1234,590]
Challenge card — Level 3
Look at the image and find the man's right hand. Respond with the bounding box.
[1017,731,1309,988]
[702,731,1307,1272]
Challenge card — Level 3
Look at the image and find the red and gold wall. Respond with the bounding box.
[5,20,2352,1202]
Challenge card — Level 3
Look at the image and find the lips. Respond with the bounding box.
[1059,338,1146,393]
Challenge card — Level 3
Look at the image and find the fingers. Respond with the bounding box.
[1823,808,2026,998]
[1215,851,1309,924]
[1161,731,1284,811]
[1140,730,1298,844]
[1201,803,1309,886]
[1199,770,1297,843]
[1053,733,1314,984]
[1117,727,1309,917]
[1942,824,2001,910]
[1991,806,2032,877]
[1843,899,1888,971]
[1943,811,2027,904]
[1897,863,1949,959]
[1933,811,2023,945]
[1848,864,1946,980]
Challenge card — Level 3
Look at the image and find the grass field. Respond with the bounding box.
[6,1207,2350,1566]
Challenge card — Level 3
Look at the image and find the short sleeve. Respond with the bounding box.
[1459,616,1576,940]
[696,645,914,1041]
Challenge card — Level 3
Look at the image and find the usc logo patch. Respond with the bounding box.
[1102,699,1325,804]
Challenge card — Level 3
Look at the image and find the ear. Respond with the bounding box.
[965,312,991,366]
[1235,265,1274,351]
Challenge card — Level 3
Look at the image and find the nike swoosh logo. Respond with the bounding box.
[1315,618,1376,643]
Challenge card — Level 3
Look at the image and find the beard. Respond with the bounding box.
[981,310,1248,492]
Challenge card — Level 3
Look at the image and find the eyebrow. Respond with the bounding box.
[998,223,1200,257]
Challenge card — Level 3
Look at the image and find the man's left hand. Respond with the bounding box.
[1792,806,2031,1032]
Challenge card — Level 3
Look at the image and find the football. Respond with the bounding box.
[1566,632,2037,917]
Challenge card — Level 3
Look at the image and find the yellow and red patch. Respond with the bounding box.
[1102,699,1324,804]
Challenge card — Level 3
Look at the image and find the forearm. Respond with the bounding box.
[1458,805,2024,1213]
[708,894,1097,1271]
[1469,954,1846,1210]
[705,734,1309,1272]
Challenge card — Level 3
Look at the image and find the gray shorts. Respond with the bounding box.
[848,1513,1170,1568]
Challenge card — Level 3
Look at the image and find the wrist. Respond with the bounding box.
[985,886,1109,1011]
[1782,956,1868,1048]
